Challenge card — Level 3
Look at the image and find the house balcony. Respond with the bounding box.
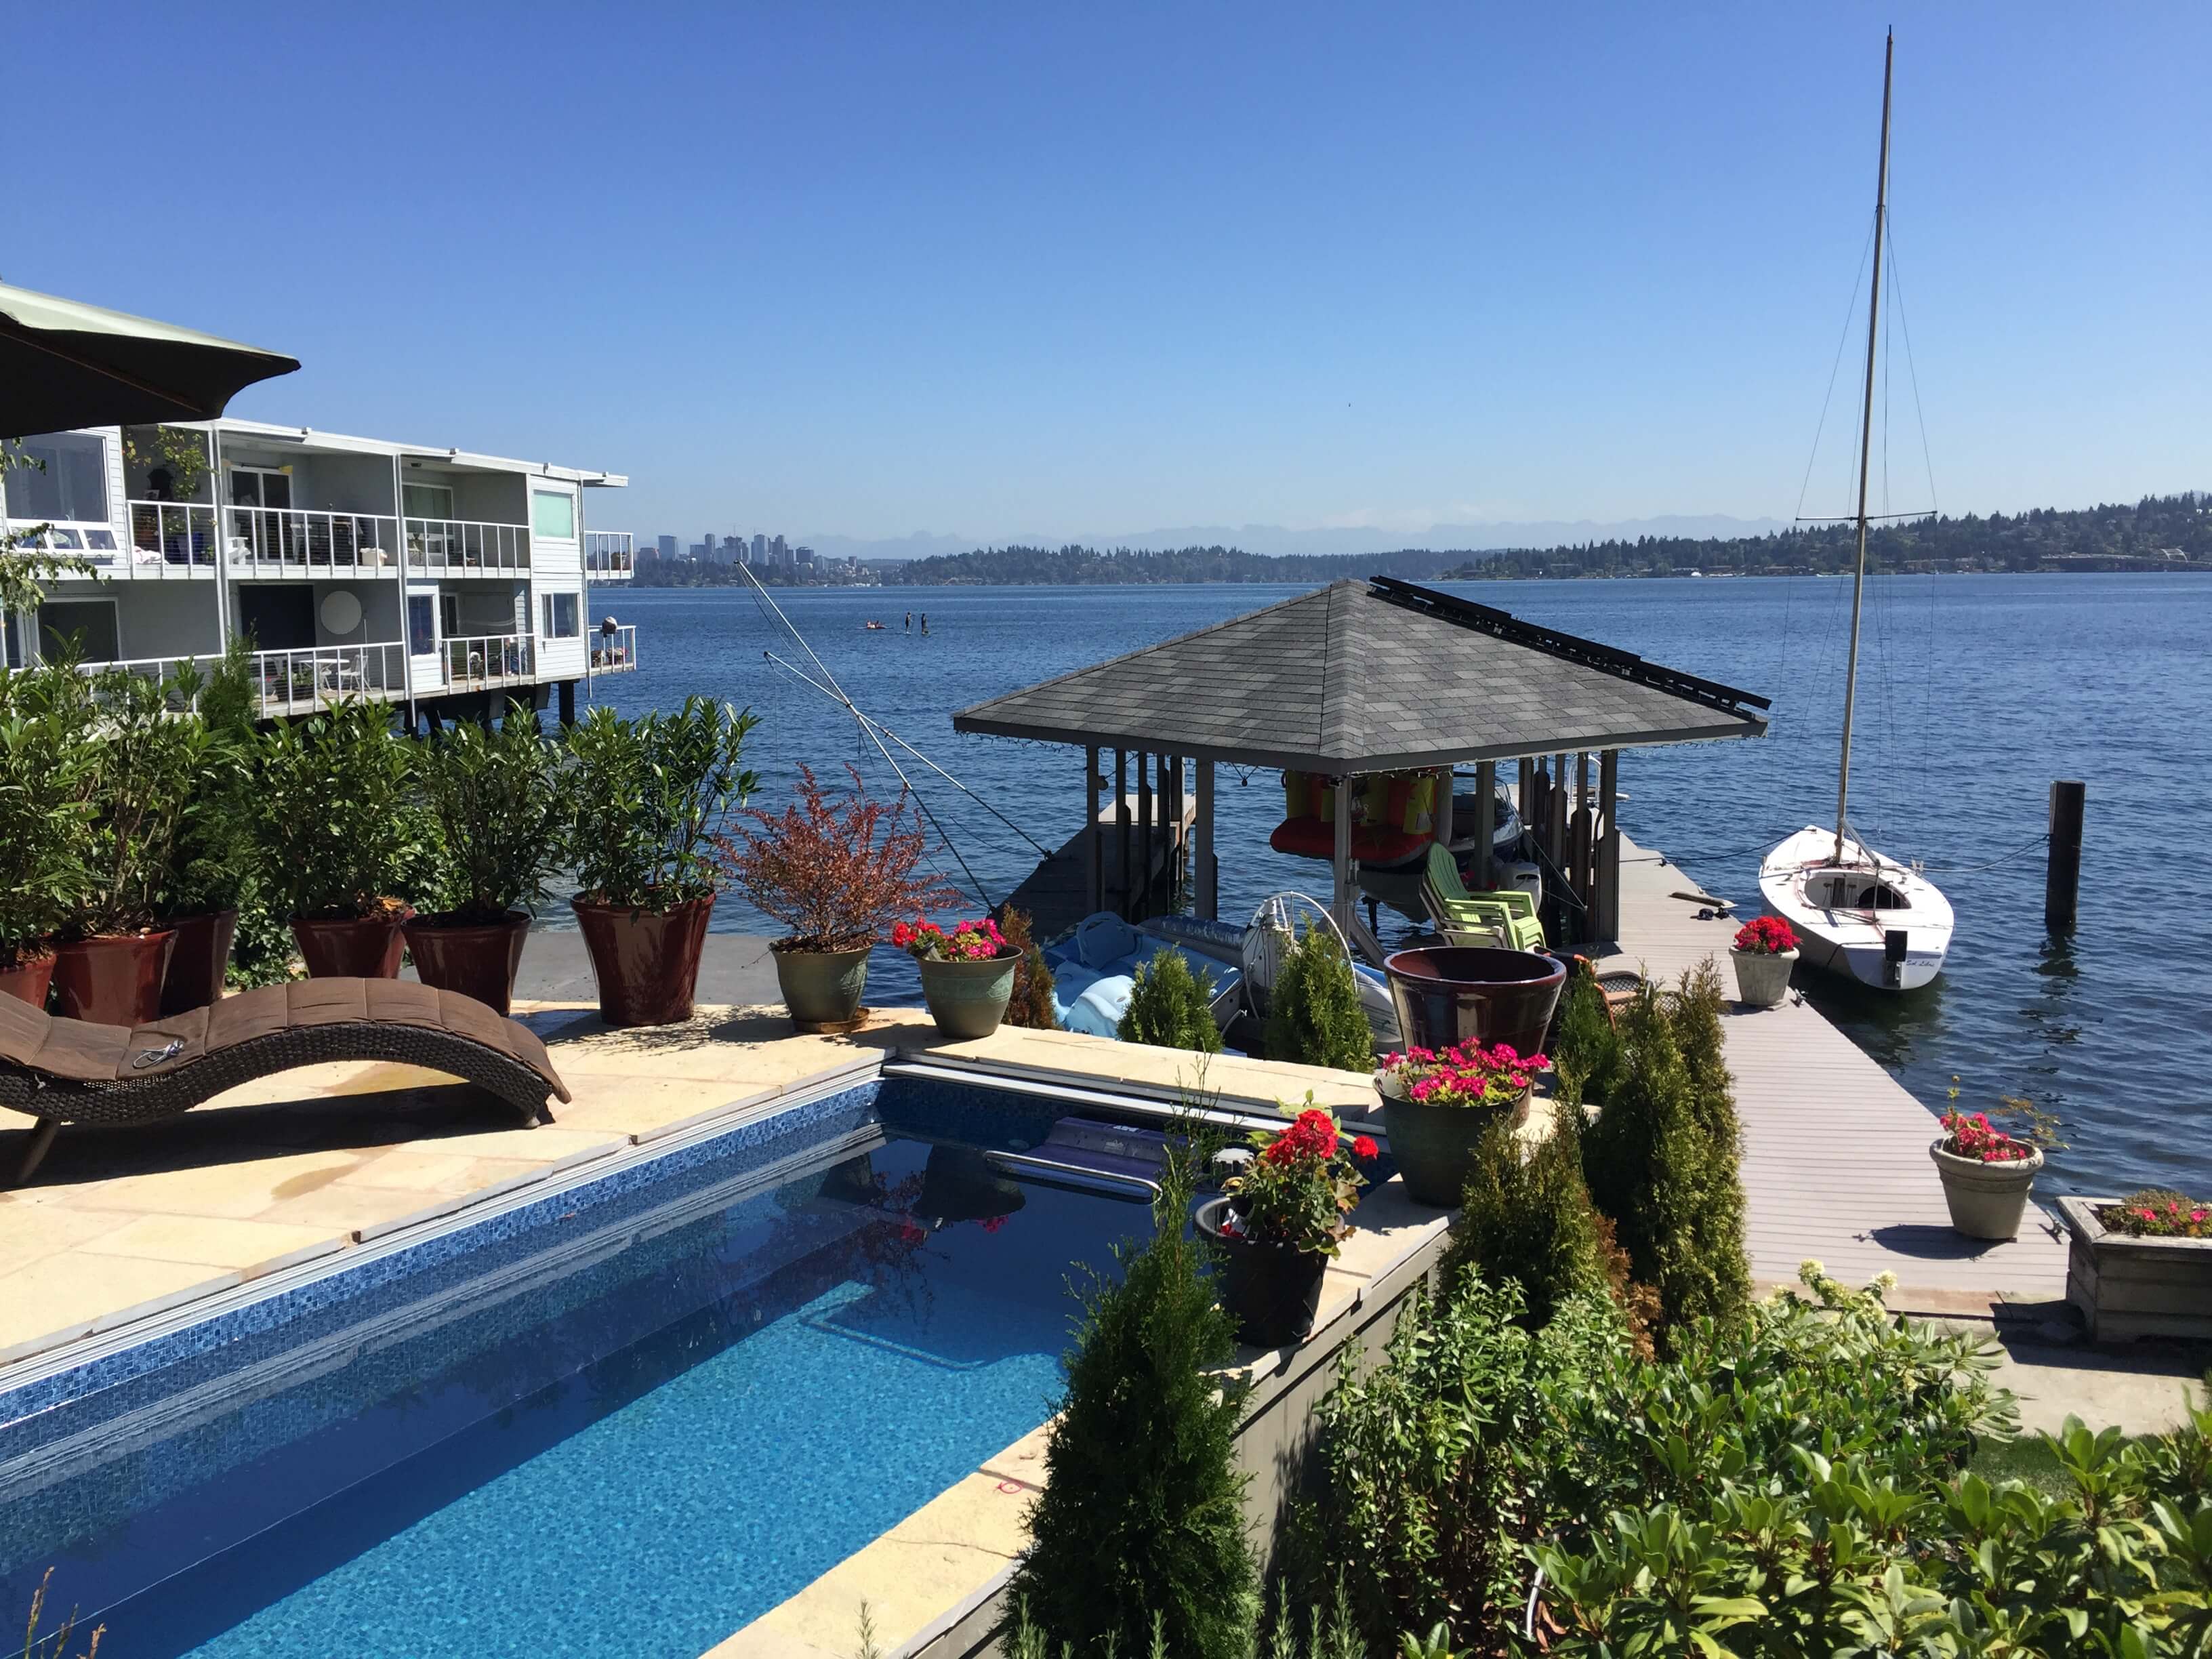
[58,642,409,717]
[224,506,403,577]
[436,631,535,691]
[406,518,531,577]
[583,530,634,580]
[588,622,638,675]
[128,503,222,578]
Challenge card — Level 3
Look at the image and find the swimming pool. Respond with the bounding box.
[0,1076,1222,1658]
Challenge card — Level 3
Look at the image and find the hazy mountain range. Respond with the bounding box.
[790,514,1793,565]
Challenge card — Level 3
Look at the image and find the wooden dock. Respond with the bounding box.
[1597,831,2070,1314]
[1003,794,1195,941]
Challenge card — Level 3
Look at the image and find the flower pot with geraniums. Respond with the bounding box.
[718,763,953,1034]
[1195,1101,1377,1347]
[2057,1189,2212,1344]
[49,663,211,1023]
[895,916,1019,1040]
[1374,1038,1552,1206]
[1729,914,1799,1008]
[0,660,98,1008]
[403,705,564,1015]
[253,699,425,979]
[563,698,758,1027]
[1929,1097,2057,1241]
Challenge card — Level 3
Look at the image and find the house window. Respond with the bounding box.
[407,594,436,655]
[5,432,110,525]
[38,598,121,663]
[541,592,579,638]
[531,489,575,541]
[403,482,454,520]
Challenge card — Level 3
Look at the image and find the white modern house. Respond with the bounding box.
[1,419,636,726]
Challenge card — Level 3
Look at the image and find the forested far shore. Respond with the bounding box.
[631,493,2212,586]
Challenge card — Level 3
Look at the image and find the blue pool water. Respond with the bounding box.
[0,1080,1175,1658]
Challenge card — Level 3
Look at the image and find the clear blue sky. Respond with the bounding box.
[12,3,2207,545]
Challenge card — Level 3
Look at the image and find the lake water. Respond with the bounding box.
[580,573,2211,1202]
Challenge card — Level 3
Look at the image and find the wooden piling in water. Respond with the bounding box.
[2046,779,2085,933]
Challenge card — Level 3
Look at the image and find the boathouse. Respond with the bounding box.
[953,577,1770,949]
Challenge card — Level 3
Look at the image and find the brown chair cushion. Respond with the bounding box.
[205,985,294,1050]
[121,1006,212,1076]
[0,992,130,1083]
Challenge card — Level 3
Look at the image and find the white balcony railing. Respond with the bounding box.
[125,503,220,575]
[588,622,638,674]
[224,506,402,575]
[441,632,534,689]
[583,530,634,578]
[51,643,408,716]
[407,518,531,575]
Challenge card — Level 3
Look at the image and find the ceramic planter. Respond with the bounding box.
[52,930,178,1025]
[404,912,531,1015]
[159,909,238,1016]
[1928,1137,2043,1240]
[0,950,55,1010]
[2058,1195,2212,1344]
[1729,946,1797,1008]
[1378,1080,1532,1206]
[771,943,871,1033]
[1196,1195,1330,1349]
[573,895,714,1027]
[915,949,1019,1040]
[292,907,414,979]
[1382,946,1565,1059]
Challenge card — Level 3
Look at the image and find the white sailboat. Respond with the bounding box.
[1759,31,1954,993]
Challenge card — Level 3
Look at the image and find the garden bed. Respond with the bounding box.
[2058,1194,2212,1344]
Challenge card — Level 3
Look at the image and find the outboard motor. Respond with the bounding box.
[1883,928,1908,989]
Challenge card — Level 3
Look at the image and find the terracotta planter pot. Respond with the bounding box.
[1196,1195,1330,1349]
[573,895,714,1027]
[1382,946,1566,1059]
[1378,1082,1532,1206]
[0,950,56,1010]
[52,931,178,1025]
[403,912,531,1015]
[291,907,414,979]
[916,949,1019,1040]
[771,943,872,1033]
[1729,946,1797,1009]
[1929,1138,2043,1240]
[159,909,239,1016]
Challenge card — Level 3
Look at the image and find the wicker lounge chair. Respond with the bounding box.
[1,979,571,1186]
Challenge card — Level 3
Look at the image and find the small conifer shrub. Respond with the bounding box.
[1265,922,1374,1073]
[1005,1161,1257,1658]
[1442,1117,1610,1330]
[999,906,1060,1030]
[1549,958,1625,1110]
[1118,947,1224,1052]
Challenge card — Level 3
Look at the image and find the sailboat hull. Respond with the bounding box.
[1757,827,1952,991]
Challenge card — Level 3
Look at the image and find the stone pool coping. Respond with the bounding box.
[0,1004,1378,1371]
[718,1179,1460,1659]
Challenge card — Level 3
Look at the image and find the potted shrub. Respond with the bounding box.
[2057,1189,2212,1343]
[1375,1038,1551,1206]
[894,916,1019,1040]
[1265,920,1374,1071]
[565,697,758,1026]
[1928,1103,2049,1240]
[0,663,96,1007]
[718,763,949,1033]
[155,645,262,1014]
[1195,1102,1376,1347]
[1728,914,1799,1008]
[254,699,422,978]
[51,665,203,1023]
[403,706,563,1015]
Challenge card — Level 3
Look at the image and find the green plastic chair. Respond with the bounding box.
[1420,843,1547,951]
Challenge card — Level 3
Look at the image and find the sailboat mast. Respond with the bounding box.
[1834,28,1893,860]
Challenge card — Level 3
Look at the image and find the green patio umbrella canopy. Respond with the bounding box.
[0,280,300,440]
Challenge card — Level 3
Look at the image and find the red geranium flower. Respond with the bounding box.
[1351,1135,1378,1160]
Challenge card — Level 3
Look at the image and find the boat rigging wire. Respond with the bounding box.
[735,564,998,909]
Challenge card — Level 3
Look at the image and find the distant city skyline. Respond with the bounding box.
[15,5,2207,543]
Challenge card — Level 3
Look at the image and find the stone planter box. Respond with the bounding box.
[2058,1195,2212,1344]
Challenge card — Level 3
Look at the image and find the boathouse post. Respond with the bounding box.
[1194,759,1217,920]
[1432,766,1454,856]
[1136,750,1153,919]
[1114,749,1130,919]
[1572,752,1594,940]
[1471,762,1496,890]
[1596,749,1620,943]
[2046,779,2085,933]
[1332,770,1355,937]
[1086,745,1103,916]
